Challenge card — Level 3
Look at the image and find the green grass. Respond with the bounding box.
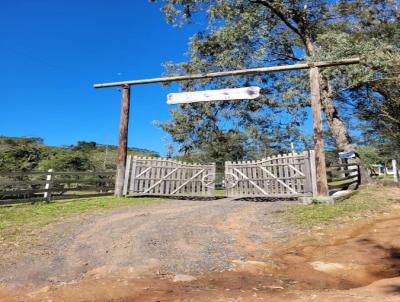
[214,189,226,196]
[376,175,396,180]
[284,186,389,225]
[0,196,164,232]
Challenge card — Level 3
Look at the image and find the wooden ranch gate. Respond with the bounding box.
[225,151,316,198]
[123,156,216,197]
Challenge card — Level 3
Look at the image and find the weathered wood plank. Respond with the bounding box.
[0,171,115,177]
[0,186,115,196]
[122,155,132,195]
[327,168,359,175]
[167,87,260,104]
[328,179,359,189]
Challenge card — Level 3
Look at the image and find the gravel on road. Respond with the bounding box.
[0,197,299,286]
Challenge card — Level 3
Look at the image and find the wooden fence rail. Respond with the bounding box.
[0,170,115,205]
[327,162,360,191]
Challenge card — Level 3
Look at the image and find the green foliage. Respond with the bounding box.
[357,145,386,167]
[73,141,97,152]
[0,136,43,172]
[174,129,249,171]
[0,136,159,172]
[37,150,94,171]
[153,0,399,160]
[314,8,400,151]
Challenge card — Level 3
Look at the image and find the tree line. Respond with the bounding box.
[0,136,159,173]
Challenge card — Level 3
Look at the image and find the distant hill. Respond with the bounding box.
[0,136,159,172]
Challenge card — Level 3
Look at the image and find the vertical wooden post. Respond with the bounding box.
[309,66,329,196]
[43,168,53,202]
[302,151,312,195]
[309,150,318,197]
[393,159,399,183]
[122,155,132,195]
[115,85,131,197]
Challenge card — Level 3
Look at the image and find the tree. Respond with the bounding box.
[37,149,94,172]
[175,129,252,171]
[0,136,43,172]
[73,141,97,152]
[312,2,399,153]
[153,0,398,182]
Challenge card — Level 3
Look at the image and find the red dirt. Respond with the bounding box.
[2,188,400,301]
[2,211,400,301]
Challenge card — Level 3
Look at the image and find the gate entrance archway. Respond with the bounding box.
[94,58,360,197]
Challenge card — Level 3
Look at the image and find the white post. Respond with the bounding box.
[393,159,399,183]
[43,169,53,201]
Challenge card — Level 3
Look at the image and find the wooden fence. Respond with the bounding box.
[0,170,115,204]
[225,151,315,198]
[123,156,216,196]
[327,162,360,191]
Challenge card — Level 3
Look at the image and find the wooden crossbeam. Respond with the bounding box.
[134,166,152,179]
[287,164,305,177]
[233,168,269,195]
[170,169,204,195]
[258,166,298,194]
[93,58,360,88]
[142,167,178,194]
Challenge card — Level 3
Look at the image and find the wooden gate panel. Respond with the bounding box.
[225,151,314,198]
[123,156,215,197]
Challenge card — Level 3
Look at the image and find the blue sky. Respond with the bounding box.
[1,0,318,155]
[1,0,204,154]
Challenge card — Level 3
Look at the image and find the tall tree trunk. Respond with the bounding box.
[320,75,373,184]
[320,77,353,151]
[304,37,372,184]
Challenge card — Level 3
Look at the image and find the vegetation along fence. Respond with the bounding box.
[327,162,360,192]
[0,170,115,204]
[123,156,216,197]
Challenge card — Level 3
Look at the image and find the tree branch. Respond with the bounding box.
[250,0,304,40]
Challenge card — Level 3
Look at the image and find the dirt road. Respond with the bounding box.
[1,191,400,301]
[0,197,296,286]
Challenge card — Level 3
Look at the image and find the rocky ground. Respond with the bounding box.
[0,197,297,286]
[1,188,400,301]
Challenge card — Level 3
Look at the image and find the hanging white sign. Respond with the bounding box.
[167,86,261,105]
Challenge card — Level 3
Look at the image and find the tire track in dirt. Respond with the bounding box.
[2,193,400,301]
[1,198,294,287]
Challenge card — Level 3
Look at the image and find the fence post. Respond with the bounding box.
[129,156,137,194]
[303,151,312,195]
[210,163,216,196]
[115,85,131,197]
[393,159,399,183]
[43,169,53,202]
[309,150,318,197]
[123,155,132,196]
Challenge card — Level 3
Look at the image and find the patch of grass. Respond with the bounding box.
[377,175,396,180]
[0,196,164,232]
[214,189,226,197]
[284,186,389,225]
